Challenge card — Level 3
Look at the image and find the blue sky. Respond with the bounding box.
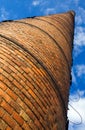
[0,0,85,130]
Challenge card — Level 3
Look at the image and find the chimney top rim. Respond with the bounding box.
[67,10,75,16]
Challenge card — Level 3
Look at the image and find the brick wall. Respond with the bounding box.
[0,11,75,130]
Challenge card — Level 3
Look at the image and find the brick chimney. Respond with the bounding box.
[0,11,75,130]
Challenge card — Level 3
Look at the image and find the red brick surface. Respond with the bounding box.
[0,11,74,129]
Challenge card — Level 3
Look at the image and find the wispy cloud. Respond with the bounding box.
[76,64,85,77]
[73,45,84,57]
[32,0,48,7]
[44,8,56,15]
[0,7,9,21]
[75,15,83,25]
[74,27,85,46]
[75,7,85,25]
[74,26,85,56]
[32,0,40,6]
[68,91,85,130]
[72,7,85,57]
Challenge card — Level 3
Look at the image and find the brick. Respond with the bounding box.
[3,66,12,74]
[0,95,3,103]
[2,70,9,78]
[6,126,12,130]
[1,100,13,115]
[12,111,24,125]
[10,100,21,113]
[13,80,22,90]
[28,89,36,99]
[17,72,26,81]
[24,97,33,110]
[9,65,17,74]
[29,120,38,130]
[0,81,7,90]
[0,67,3,73]
[0,119,7,130]
[22,89,31,99]
[22,122,31,130]
[0,74,4,80]
[14,88,25,100]
[0,88,11,103]
[8,76,13,81]
[26,108,36,121]
[3,113,16,129]
[6,88,18,101]
[34,119,43,129]
[53,123,58,130]
[14,125,22,130]
[0,107,5,117]
[3,78,12,88]
[20,110,31,122]
[17,98,27,110]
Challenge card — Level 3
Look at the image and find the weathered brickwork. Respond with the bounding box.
[0,11,75,130]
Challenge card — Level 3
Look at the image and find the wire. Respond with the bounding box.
[68,103,83,125]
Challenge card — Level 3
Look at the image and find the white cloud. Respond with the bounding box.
[32,0,47,6]
[73,45,83,57]
[32,0,40,6]
[0,7,9,20]
[75,15,83,25]
[75,7,85,25]
[44,8,56,15]
[68,91,85,130]
[76,64,85,77]
[74,26,85,56]
[74,27,85,46]
[72,7,85,57]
